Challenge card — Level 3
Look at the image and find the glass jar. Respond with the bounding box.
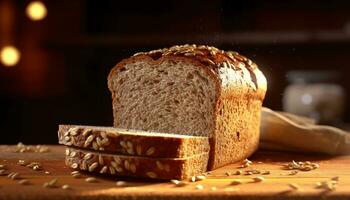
[283,70,345,124]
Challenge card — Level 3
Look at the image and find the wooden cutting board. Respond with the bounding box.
[0,145,349,200]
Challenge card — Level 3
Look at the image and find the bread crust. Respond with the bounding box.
[65,147,209,180]
[58,124,210,158]
[108,44,267,170]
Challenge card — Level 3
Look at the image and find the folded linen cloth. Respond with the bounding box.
[260,107,350,155]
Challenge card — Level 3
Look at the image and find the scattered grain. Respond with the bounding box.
[252,176,264,182]
[88,162,99,172]
[116,181,127,186]
[85,177,97,183]
[62,184,70,190]
[146,171,157,178]
[195,184,204,190]
[230,180,242,185]
[145,147,156,156]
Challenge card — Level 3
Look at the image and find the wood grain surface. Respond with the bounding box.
[0,145,349,200]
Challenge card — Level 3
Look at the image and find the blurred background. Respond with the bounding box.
[1,0,350,144]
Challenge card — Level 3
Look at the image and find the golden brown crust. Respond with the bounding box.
[65,147,209,180]
[58,125,210,158]
[107,44,267,170]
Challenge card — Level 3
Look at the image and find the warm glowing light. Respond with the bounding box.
[0,46,21,67]
[26,1,47,21]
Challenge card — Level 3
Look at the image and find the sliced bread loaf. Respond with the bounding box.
[108,44,267,169]
[58,124,210,158]
[65,147,209,180]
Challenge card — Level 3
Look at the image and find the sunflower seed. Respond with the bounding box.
[10,172,20,179]
[109,166,116,174]
[115,166,123,173]
[88,162,98,172]
[127,148,134,155]
[195,175,206,181]
[120,141,127,148]
[92,142,99,150]
[62,184,70,190]
[64,136,70,141]
[71,163,78,169]
[83,153,92,160]
[0,169,7,176]
[261,171,270,175]
[145,147,155,156]
[156,161,163,170]
[99,166,108,174]
[70,151,77,157]
[195,184,204,190]
[96,137,102,146]
[231,180,242,185]
[48,178,58,187]
[18,160,27,166]
[0,164,6,169]
[82,129,91,137]
[18,179,30,185]
[116,181,127,186]
[65,149,70,156]
[146,171,157,178]
[85,177,97,183]
[252,176,264,182]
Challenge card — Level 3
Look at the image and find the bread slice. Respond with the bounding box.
[58,124,210,158]
[108,44,267,169]
[65,147,209,180]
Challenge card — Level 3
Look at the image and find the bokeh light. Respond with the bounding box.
[0,46,21,67]
[26,1,47,21]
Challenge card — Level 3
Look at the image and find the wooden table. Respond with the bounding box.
[0,145,349,200]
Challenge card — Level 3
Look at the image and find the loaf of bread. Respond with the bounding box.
[65,147,209,180]
[108,44,267,169]
[58,124,210,158]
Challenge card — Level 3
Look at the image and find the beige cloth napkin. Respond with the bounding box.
[260,107,350,155]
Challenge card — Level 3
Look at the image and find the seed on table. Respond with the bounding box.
[288,183,300,191]
[85,177,97,183]
[0,164,6,169]
[48,178,58,187]
[62,184,70,190]
[10,172,20,180]
[195,184,204,190]
[33,165,41,171]
[116,181,127,186]
[196,175,206,181]
[225,172,232,176]
[18,179,30,185]
[252,176,264,182]
[261,171,270,175]
[231,179,242,185]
